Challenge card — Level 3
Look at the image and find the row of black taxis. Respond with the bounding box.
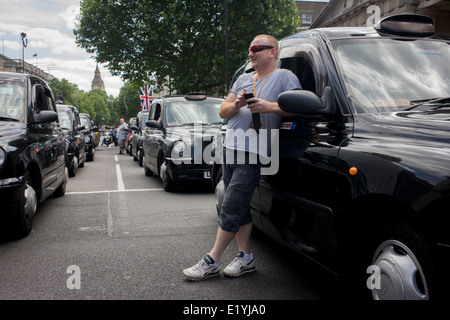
[0,71,98,239]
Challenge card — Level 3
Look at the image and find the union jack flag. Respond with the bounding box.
[140,85,152,111]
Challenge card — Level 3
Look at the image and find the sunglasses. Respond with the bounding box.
[249,45,274,53]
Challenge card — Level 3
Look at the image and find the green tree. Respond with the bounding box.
[116,82,141,122]
[74,0,299,96]
[49,78,82,105]
[79,89,110,125]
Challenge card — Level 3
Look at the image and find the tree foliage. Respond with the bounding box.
[49,78,110,125]
[74,0,299,96]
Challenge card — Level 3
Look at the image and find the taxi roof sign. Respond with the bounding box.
[184,93,207,101]
[375,14,435,37]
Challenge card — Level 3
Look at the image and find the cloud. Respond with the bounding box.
[59,5,80,30]
[0,2,123,98]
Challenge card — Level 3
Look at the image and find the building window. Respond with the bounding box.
[302,13,313,25]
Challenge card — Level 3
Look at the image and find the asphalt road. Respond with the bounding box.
[0,145,339,303]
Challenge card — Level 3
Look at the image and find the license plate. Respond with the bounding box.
[204,171,211,179]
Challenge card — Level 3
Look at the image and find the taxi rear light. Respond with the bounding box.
[185,93,207,101]
[375,14,435,37]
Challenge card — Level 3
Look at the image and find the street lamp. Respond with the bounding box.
[20,32,27,73]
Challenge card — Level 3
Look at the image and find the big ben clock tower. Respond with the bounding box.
[91,63,105,91]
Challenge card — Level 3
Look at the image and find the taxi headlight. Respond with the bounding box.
[0,147,6,168]
[173,140,186,155]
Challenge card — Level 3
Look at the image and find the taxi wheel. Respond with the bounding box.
[214,167,224,216]
[69,156,78,177]
[79,153,85,168]
[53,166,69,198]
[10,172,37,238]
[143,156,153,177]
[367,222,435,300]
[138,150,143,167]
[160,160,175,192]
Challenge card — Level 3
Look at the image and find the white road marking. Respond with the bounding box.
[116,164,125,191]
[66,188,163,195]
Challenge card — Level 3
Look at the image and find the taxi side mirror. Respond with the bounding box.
[146,120,163,129]
[278,87,332,115]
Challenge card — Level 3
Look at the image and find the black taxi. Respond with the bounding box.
[131,110,149,167]
[213,14,450,299]
[56,104,86,177]
[0,72,68,239]
[80,112,98,162]
[143,93,223,191]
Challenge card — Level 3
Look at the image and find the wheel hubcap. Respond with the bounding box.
[24,182,37,222]
[215,179,225,214]
[371,240,428,300]
[160,162,167,183]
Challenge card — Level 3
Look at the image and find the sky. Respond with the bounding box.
[0,0,124,97]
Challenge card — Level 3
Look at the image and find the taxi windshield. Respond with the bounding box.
[0,80,25,121]
[331,37,450,113]
[57,108,72,130]
[80,116,91,130]
[165,101,222,126]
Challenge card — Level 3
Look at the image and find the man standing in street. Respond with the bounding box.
[183,34,302,281]
[117,118,128,154]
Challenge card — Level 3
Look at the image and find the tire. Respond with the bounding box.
[369,222,435,300]
[214,167,224,216]
[347,221,436,300]
[10,172,37,238]
[143,156,153,177]
[68,155,78,177]
[160,160,175,192]
[78,153,85,168]
[138,150,143,167]
[53,167,69,198]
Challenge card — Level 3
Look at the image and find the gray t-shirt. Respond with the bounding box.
[225,68,301,156]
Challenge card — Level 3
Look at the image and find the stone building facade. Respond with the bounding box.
[295,0,330,30]
[0,54,54,83]
[311,0,450,35]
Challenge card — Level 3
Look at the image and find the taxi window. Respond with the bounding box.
[165,102,222,126]
[331,38,450,113]
[57,109,72,130]
[0,81,25,121]
[80,116,91,129]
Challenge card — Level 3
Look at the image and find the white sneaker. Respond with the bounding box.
[223,251,256,277]
[183,254,221,281]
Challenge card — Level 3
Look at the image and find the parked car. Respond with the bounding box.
[80,113,98,162]
[56,104,86,177]
[213,14,450,300]
[143,93,224,191]
[131,110,149,167]
[0,72,68,239]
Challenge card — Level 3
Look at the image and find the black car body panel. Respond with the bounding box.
[80,112,97,161]
[213,15,450,299]
[56,104,86,177]
[0,72,68,238]
[131,110,149,166]
[142,94,224,191]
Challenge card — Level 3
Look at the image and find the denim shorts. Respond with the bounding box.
[218,148,261,233]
